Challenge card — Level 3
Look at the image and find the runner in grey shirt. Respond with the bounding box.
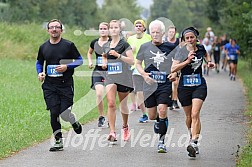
[136,20,177,153]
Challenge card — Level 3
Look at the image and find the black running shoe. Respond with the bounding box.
[169,105,174,110]
[49,139,63,152]
[72,121,82,134]
[187,143,197,157]
[98,116,105,127]
[173,100,180,109]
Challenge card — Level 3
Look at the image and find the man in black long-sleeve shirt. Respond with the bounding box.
[36,19,83,152]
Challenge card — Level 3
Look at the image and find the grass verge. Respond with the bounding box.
[0,59,103,159]
[236,58,252,166]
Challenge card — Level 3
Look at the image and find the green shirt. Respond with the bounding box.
[127,33,151,69]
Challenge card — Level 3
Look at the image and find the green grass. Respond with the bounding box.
[0,22,91,60]
[0,59,104,159]
[236,58,252,167]
[0,22,103,159]
[0,59,50,158]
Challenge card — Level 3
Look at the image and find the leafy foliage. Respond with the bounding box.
[100,0,141,22]
[1,0,141,29]
[149,0,209,33]
[2,0,99,29]
[208,0,252,59]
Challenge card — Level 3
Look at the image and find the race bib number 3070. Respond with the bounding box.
[183,74,201,86]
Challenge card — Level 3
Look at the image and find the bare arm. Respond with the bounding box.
[101,53,107,69]
[205,52,215,68]
[87,47,94,69]
[136,59,155,84]
[108,49,134,65]
[171,50,195,73]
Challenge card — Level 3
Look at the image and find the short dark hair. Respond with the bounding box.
[47,19,63,29]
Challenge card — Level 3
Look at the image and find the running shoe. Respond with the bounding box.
[107,132,117,142]
[98,116,105,127]
[195,145,199,154]
[169,105,174,110]
[130,104,136,111]
[139,114,148,123]
[173,100,180,109]
[122,126,130,141]
[49,139,63,152]
[157,140,167,153]
[187,142,198,157]
[72,121,82,134]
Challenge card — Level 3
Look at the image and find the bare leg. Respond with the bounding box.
[106,84,117,133]
[95,84,105,117]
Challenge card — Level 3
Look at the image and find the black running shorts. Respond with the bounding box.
[144,81,172,108]
[178,85,207,107]
[42,79,74,113]
[91,70,106,89]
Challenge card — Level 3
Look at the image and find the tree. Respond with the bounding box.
[100,0,141,23]
[7,0,40,22]
[149,0,172,22]
[218,0,252,58]
[4,0,99,29]
[166,0,193,32]
[150,0,204,33]
[39,0,98,29]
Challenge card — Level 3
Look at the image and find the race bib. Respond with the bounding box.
[47,65,63,77]
[97,57,103,66]
[183,74,201,86]
[229,55,235,60]
[214,46,219,51]
[150,71,167,83]
[107,62,122,74]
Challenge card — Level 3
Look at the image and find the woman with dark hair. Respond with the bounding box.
[87,22,110,127]
[171,27,215,157]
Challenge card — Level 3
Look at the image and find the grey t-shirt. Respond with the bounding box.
[102,39,133,88]
[136,41,176,74]
[136,41,177,96]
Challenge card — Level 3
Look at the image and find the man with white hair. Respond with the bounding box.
[136,20,177,153]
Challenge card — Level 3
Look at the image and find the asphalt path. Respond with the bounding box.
[0,69,248,167]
